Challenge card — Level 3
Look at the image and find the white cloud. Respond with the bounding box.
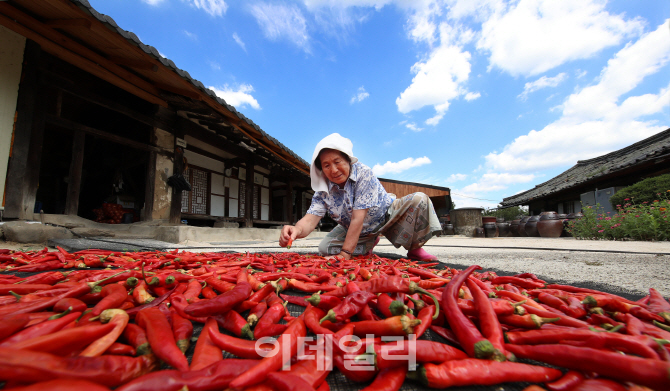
[396,42,472,125]
[477,0,644,76]
[486,20,670,173]
[372,156,431,176]
[185,0,228,17]
[405,122,424,132]
[447,173,467,182]
[208,61,220,70]
[250,3,311,53]
[142,0,165,5]
[350,86,370,104]
[518,72,568,101]
[208,84,261,110]
[233,33,246,52]
[462,172,536,193]
[183,30,198,41]
[464,91,480,101]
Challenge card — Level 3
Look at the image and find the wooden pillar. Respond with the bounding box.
[142,127,157,221]
[168,143,185,225]
[295,188,303,221]
[64,130,84,215]
[286,181,294,224]
[4,40,42,220]
[244,157,254,228]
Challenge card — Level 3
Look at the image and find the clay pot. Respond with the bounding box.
[443,223,455,235]
[482,216,497,224]
[537,212,563,238]
[496,217,505,223]
[524,215,541,237]
[474,227,485,238]
[510,220,521,237]
[483,222,499,238]
[497,222,511,237]
[518,216,530,237]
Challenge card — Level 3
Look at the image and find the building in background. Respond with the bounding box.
[0,0,313,228]
[501,128,670,215]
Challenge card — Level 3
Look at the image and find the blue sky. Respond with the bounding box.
[88,0,670,209]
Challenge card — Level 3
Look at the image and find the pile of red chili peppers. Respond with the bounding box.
[0,246,669,391]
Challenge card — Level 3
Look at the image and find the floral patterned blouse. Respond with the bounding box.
[306,162,395,235]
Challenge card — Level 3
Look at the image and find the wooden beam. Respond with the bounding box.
[143,128,158,221]
[40,70,175,132]
[44,18,91,29]
[45,114,173,156]
[107,56,158,72]
[0,5,167,107]
[169,144,185,224]
[155,82,202,101]
[64,130,85,215]
[4,41,41,220]
[286,181,294,224]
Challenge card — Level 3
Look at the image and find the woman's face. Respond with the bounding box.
[319,149,350,187]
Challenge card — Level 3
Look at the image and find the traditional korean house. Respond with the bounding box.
[378,178,452,217]
[500,128,670,215]
[0,0,312,229]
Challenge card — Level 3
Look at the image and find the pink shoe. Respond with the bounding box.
[407,247,438,261]
[366,236,381,255]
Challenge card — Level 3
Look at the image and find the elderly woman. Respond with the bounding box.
[279,133,442,260]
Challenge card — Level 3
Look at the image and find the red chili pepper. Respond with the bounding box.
[81,309,130,357]
[218,309,254,340]
[408,358,562,388]
[320,290,377,323]
[0,311,81,347]
[123,323,151,356]
[306,292,342,310]
[441,264,495,359]
[90,284,128,316]
[190,318,222,371]
[352,315,422,337]
[247,300,268,327]
[492,275,545,289]
[0,313,31,340]
[105,342,136,356]
[4,378,112,391]
[466,278,507,361]
[521,303,590,328]
[545,370,585,391]
[266,372,318,391]
[186,269,252,317]
[649,288,670,323]
[0,284,54,295]
[255,303,289,339]
[170,307,194,353]
[53,297,87,313]
[228,315,306,390]
[115,358,259,391]
[132,280,155,305]
[6,322,115,356]
[505,343,670,391]
[366,339,467,370]
[182,279,202,302]
[136,307,189,371]
[499,313,561,329]
[201,285,217,299]
[208,326,273,359]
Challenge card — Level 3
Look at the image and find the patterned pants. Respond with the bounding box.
[318,192,442,255]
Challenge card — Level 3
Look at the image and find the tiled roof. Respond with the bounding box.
[73,0,309,168]
[501,128,670,207]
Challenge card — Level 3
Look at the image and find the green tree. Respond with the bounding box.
[610,173,670,209]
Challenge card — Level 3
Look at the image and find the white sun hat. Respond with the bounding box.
[310,133,359,192]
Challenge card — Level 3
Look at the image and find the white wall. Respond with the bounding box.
[0,26,26,206]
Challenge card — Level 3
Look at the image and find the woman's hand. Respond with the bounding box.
[279,225,301,248]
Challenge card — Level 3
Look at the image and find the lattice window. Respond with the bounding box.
[239,181,246,218]
[189,168,208,215]
[253,184,260,219]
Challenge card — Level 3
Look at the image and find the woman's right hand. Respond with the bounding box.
[279,225,300,247]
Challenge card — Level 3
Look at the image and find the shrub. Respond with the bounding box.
[610,173,670,209]
[568,198,670,241]
[483,206,528,222]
